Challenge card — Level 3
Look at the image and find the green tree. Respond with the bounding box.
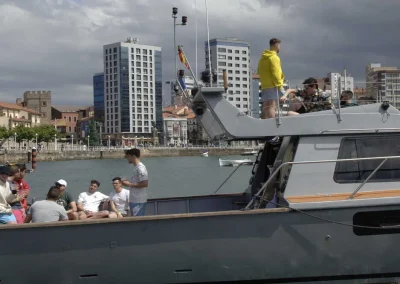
[0,127,10,139]
[14,125,34,147]
[33,125,58,148]
[86,120,100,146]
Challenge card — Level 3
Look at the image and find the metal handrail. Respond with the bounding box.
[320,128,400,134]
[245,155,400,209]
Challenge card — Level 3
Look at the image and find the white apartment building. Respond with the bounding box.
[205,38,251,113]
[328,72,354,99]
[103,37,163,137]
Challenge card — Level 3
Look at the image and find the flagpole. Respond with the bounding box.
[195,0,198,79]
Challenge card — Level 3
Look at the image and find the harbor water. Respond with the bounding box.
[24,155,254,201]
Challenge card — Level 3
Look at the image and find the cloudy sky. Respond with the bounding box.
[1,0,399,106]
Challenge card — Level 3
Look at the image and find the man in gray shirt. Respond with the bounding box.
[24,186,68,223]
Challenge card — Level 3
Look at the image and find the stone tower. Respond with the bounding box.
[23,91,52,125]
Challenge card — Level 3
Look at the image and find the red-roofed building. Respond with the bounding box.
[162,106,209,145]
[0,102,41,129]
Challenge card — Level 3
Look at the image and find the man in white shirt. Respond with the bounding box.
[0,166,18,224]
[108,177,130,218]
[77,180,111,220]
[122,148,148,216]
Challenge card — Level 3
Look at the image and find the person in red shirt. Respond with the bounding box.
[13,164,30,216]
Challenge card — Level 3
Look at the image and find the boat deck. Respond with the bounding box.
[286,189,400,203]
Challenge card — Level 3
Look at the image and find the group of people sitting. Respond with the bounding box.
[0,148,149,224]
[277,77,358,116]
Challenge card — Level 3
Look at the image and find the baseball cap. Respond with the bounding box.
[0,166,12,176]
[55,179,67,187]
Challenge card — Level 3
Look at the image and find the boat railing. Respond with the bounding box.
[245,155,400,210]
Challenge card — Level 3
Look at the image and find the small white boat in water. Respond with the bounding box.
[201,151,209,157]
[240,148,258,156]
[219,157,252,167]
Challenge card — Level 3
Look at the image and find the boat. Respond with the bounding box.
[218,157,252,166]
[240,147,258,156]
[3,86,400,283]
[201,150,208,157]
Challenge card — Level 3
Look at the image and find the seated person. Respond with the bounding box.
[77,180,111,220]
[340,90,358,107]
[108,177,130,218]
[282,77,332,114]
[24,186,68,223]
[55,179,78,220]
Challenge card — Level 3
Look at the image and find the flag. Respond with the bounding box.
[178,45,190,70]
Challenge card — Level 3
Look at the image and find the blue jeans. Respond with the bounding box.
[129,202,147,216]
[0,213,16,224]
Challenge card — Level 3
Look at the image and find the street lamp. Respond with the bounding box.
[71,135,74,150]
[54,134,57,151]
[35,133,38,149]
[108,135,110,150]
[14,133,16,149]
[87,135,90,149]
[172,7,188,85]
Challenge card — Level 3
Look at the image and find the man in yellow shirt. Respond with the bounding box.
[258,38,295,119]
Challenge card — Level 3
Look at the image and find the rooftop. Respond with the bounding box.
[52,105,89,113]
[0,102,41,115]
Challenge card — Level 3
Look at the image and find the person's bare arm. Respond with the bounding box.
[66,201,77,214]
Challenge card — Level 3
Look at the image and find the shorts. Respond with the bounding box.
[260,87,285,102]
[129,202,147,216]
[12,208,26,224]
[0,213,17,224]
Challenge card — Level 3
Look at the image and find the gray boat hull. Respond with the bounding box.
[1,205,400,284]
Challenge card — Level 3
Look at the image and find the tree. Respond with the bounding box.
[14,125,34,147]
[33,125,58,148]
[86,120,100,146]
[0,127,10,139]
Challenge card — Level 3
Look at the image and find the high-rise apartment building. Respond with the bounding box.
[205,38,251,113]
[93,72,104,119]
[366,63,400,108]
[103,37,162,137]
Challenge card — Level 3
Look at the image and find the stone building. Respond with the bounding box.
[17,91,52,125]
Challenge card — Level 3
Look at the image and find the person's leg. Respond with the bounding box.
[68,212,79,220]
[12,209,24,224]
[78,211,87,220]
[261,100,276,119]
[129,202,146,216]
[0,213,17,224]
[87,210,109,219]
[108,212,118,219]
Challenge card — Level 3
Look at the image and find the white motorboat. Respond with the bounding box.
[218,157,252,167]
[240,148,258,156]
[201,151,209,157]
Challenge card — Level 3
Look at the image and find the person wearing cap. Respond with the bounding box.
[258,38,298,120]
[55,179,78,220]
[0,166,18,224]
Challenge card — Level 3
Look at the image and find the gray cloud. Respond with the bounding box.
[0,0,399,105]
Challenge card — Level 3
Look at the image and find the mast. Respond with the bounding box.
[195,0,198,79]
[205,0,212,87]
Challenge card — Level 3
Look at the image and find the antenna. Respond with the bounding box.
[205,0,212,87]
[195,0,198,79]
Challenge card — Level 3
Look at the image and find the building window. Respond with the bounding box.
[235,50,239,54]
[41,112,46,118]
[236,104,240,108]
[68,117,71,122]
[218,48,226,52]
[136,48,141,54]
[74,117,77,122]
[218,55,226,59]
[218,61,226,66]
[228,49,232,53]
[235,57,240,60]
[242,50,247,54]
[334,135,400,183]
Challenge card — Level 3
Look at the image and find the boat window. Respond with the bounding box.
[334,135,400,183]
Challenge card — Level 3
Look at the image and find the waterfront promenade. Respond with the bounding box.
[0,145,258,163]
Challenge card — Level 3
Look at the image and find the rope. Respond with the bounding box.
[214,163,245,194]
[257,197,399,230]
